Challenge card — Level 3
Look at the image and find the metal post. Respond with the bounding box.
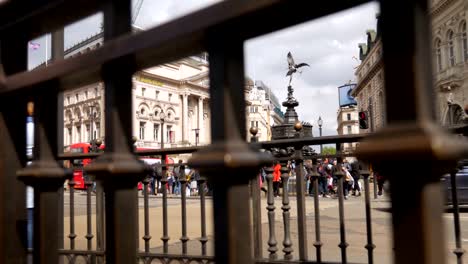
[311,159,322,262]
[265,166,278,260]
[357,1,468,263]
[0,28,28,264]
[335,154,348,263]
[280,157,293,260]
[190,34,269,264]
[250,128,263,259]
[293,124,308,261]
[179,166,189,254]
[160,154,169,253]
[18,84,68,264]
[450,163,465,263]
[86,1,145,263]
[361,168,375,264]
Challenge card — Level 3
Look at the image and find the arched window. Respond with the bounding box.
[461,21,467,62]
[435,38,442,71]
[447,30,455,66]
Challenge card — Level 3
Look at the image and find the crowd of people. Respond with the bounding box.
[258,158,386,199]
[143,160,209,196]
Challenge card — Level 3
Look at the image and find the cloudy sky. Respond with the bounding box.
[28,0,379,137]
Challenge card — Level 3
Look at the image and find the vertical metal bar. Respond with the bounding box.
[373,170,378,199]
[362,169,375,264]
[250,132,262,259]
[179,167,189,255]
[68,180,76,250]
[51,29,65,261]
[142,177,151,253]
[95,182,105,262]
[18,83,67,264]
[376,1,449,263]
[265,166,278,260]
[311,159,322,263]
[335,156,348,263]
[294,143,307,261]
[160,154,169,253]
[0,30,28,264]
[85,1,145,263]
[280,159,293,260]
[85,181,94,251]
[450,164,465,263]
[190,34,266,264]
[199,177,208,256]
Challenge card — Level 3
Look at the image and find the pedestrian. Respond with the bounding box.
[172,160,183,195]
[273,161,281,197]
[350,160,362,196]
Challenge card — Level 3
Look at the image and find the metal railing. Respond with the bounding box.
[1,0,468,264]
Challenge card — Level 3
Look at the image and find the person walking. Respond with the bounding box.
[350,160,362,196]
[273,161,281,197]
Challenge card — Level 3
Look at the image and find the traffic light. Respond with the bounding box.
[359,111,369,129]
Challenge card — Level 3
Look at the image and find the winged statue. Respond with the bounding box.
[286,52,309,86]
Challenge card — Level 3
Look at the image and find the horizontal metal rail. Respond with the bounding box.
[0,0,369,96]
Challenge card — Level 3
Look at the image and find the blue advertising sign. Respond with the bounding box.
[338,84,357,107]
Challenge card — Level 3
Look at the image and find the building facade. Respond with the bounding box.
[336,105,359,152]
[62,32,281,149]
[245,80,284,142]
[353,1,468,131]
[431,0,468,125]
[351,15,386,133]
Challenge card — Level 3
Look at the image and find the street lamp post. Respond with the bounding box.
[318,116,323,153]
[192,128,200,146]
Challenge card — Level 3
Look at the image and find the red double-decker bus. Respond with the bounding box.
[68,143,171,190]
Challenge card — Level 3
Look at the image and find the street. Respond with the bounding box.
[61,189,468,263]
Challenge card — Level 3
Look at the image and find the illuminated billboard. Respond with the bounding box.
[338,83,357,107]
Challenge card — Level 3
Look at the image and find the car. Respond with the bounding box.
[442,161,468,207]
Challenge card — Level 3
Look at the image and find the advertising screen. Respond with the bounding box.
[338,84,357,107]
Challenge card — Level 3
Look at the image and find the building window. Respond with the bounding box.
[67,96,70,105]
[75,93,79,102]
[86,124,91,141]
[139,122,146,140]
[155,91,159,100]
[142,87,146,97]
[347,113,351,121]
[435,38,442,71]
[140,108,145,115]
[461,21,467,62]
[347,125,352,135]
[168,93,172,101]
[67,128,72,145]
[95,123,100,140]
[95,87,99,97]
[76,126,81,142]
[448,30,455,67]
[256,121,259,127]
[153,124,159,141]
[166,125,174,143]
[251,121,255,128]
[85,91,88,100]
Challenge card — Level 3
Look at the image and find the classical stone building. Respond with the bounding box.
[353,1,468,131]
[245,80,284,142]
[62,31,281,149]
[431,0,468,125]
[336,105,359,152]
[351,15,385,133]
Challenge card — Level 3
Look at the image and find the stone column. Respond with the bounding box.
[182,93,188,142]
[198,96,204,144]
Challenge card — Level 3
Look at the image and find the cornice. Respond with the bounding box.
[431,0,457,16]
[352,59,383,97]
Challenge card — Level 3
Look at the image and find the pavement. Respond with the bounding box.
[61,188,468,263]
